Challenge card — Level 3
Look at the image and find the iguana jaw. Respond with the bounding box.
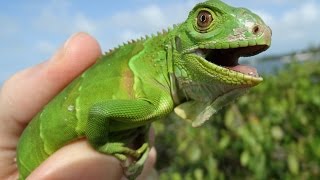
[192,44,269,85]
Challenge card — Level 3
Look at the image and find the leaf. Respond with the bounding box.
[287,154,299,175]
[240,150,250,166]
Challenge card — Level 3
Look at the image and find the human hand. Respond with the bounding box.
[0,32,156,180]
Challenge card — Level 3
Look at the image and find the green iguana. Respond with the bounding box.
[17,0,271,179]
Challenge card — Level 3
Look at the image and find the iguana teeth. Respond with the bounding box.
[195,49,206,58]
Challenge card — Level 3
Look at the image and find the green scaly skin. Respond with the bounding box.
[17,0,271,179]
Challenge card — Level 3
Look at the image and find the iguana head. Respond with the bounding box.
[171,0,272,126]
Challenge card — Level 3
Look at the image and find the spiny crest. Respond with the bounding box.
[104,24,176,55]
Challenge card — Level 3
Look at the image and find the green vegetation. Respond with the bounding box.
[154,60,320,179]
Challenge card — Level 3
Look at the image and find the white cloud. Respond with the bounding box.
[138,5,167,29]
[269,2,320,53]
[270,0,302,5]
[74,14,97,33]
[13,0,320,58]
[34,0,97,35]
[251,1,320,54]
[34,1,71,34]
[108,5,167,34]
[120,30,144,42]
[283,3,318,24]
[96,1,199,50]
[253,10,275,25]
[1,0,320,85]
[32,0,195,45]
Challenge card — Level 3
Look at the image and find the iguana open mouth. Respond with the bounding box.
[195,45,269,77]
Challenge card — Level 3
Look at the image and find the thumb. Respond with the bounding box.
[0,32,101,179]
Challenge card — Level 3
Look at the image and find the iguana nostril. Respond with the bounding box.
[252,25,260,35]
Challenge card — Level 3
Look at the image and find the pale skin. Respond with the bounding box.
[0,32,156,180]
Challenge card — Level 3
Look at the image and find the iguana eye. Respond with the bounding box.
[197,10,213,31]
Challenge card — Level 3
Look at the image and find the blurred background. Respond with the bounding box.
[1,0,319,179]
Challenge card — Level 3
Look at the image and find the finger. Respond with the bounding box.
[136,147,157,180]
[0,32,101,144]
[0,32,101,179]
[0,32,101,128]
[136,127,157,179]
[30,129,157,179]
[28,140,123,180]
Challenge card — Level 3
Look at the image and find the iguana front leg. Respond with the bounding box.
[85,99,172,179]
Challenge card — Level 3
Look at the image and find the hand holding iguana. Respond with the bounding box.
[0,33,156,179]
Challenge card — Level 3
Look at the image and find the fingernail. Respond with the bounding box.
[64,32,81,49]
[49,33,80,64]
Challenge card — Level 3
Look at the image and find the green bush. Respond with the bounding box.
[154,61,320,179]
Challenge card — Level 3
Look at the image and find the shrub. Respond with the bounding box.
[154,61,320,179]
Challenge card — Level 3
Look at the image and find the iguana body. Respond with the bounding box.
[17,0,271,179]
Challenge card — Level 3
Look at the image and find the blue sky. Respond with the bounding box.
[1,0,319,84]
